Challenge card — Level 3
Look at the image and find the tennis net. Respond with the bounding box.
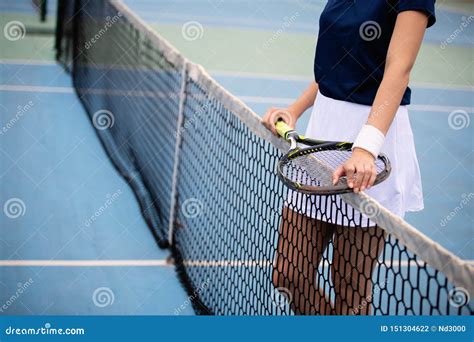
[56,0,474,315]
[32,0,47,22]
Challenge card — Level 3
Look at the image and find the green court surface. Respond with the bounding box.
[0,11,55,61]
[439,1,474,13]
[151,22,473,88]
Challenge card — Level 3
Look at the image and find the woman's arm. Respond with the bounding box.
[262,81,319,135]
[333,10,429,192]
[368,11,428,134]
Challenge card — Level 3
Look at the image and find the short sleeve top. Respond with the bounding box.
[314,0,436,106]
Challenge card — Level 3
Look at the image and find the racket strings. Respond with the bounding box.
[282,150,386,188]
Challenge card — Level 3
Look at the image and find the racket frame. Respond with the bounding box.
[275,122,391,195]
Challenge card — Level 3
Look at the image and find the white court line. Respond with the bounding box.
[409,104,474,113]
[182,260,272,267]
[1,61,472,92]
[211,70,313,82]
[0,60,57,66]
[211,71,474,92]
[438,4,474,15]
[0,260,171,267]
[0,84,73,93]
[411,82,473,92]
[0,84,174,98]
[239,95,474,114]
[2,259,471,267]
[1,84,472,114]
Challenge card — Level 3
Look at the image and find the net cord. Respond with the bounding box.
[111,0,474,296]
[168,63,189,245]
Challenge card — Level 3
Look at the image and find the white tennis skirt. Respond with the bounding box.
[286,91,424,226]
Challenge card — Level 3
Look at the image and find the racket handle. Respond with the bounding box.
[275,120,294,139]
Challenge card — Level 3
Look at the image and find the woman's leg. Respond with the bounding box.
[272,207,335,315]
[330,225,386,315]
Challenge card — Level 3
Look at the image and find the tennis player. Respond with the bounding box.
[263,1,436,315]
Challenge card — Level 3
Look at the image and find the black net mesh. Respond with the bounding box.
[59,0,182,246]
[56,0,474,315]
[55,0,75,70]
[32,0,47,21]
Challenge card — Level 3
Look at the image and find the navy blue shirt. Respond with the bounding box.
[314,0,436,106]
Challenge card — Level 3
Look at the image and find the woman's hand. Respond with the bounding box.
[262,108,297,135]
[262,81,318,135]
[332,148,377,193]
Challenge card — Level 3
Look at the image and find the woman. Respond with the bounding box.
[263,1,435,315]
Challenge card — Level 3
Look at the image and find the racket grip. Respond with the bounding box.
[275,120,293,138]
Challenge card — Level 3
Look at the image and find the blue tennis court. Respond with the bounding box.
[0,0,472,316]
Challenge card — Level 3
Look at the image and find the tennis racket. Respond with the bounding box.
[275,120,391,195]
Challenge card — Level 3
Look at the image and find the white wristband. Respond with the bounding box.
[352,125,385,158]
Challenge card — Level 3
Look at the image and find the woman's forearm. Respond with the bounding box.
[367,68,410,135]
[367,10,428,135]
[288,81,319,119]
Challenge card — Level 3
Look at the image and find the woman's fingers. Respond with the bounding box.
[367,165,377,188]
[332,164,345,185]
[346,148,377,192]
[359,166,372,192]
[336,160,376,192]
[344,164,356,189]
[262,108,278,134]
[352,165,364,192]
[272,109,293,128]
[262,108,295,135]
